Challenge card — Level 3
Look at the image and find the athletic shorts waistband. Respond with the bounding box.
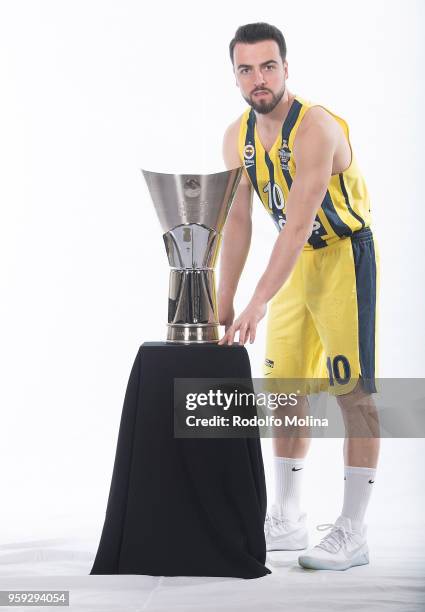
[302,227,374,252]
[350,226,373,243]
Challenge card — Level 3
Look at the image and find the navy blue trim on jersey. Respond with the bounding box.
[264,151,275,183]
[280,99,328,249]
[351,232,377,393]
[264,151,285,231]
[322,189,353,237]
[339,174,366,229]
[281,98,303,142]
[244,109,259,195]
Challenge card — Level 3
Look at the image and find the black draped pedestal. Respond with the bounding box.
[90,342,271,579]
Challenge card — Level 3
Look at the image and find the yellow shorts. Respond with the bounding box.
[262,227,380,396]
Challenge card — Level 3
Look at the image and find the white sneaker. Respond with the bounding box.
[265,506,309,551]
[298,515,369,570]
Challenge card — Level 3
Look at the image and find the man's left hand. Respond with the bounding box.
[218,297,267,345]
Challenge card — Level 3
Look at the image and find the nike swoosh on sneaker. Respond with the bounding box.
[292,467,303,471]
[369,479,374,483]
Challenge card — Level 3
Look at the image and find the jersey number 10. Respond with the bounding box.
[263,181,286,229]
[263,181,285,211]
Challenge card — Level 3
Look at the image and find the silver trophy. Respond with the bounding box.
[142,168,243,343]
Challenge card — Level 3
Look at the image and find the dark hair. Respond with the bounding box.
[229,22,287,64]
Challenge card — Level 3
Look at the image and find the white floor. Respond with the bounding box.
[0,525,424,612]
[1,438,425,612]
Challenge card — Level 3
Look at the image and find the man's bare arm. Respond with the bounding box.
[252,108,337,303]
[219,107,338,345]
[217,118,253,328]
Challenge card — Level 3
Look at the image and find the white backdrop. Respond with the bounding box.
[0,0,424,588]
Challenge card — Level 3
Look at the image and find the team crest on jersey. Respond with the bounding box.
[243,143,255,168]
[278,140,291,171]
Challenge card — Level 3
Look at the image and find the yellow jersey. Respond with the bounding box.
[238,95,371,250]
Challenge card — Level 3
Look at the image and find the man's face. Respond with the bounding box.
[233,40,288,114]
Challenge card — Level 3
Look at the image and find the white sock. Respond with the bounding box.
[273,456,305,521]
[341,465,376,527]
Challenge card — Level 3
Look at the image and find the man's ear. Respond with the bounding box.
[284,60,289,79]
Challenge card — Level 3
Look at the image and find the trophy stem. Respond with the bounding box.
[167,269,220,343]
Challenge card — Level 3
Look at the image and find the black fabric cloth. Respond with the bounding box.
[90,342,271,579]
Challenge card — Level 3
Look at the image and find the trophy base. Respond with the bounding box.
[166,323,220,344]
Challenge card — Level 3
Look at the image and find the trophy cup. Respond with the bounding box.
[142,168,243,343]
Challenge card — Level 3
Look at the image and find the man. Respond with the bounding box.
[217,22,380,571]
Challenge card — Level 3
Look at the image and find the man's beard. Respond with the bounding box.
[244,83,286,114]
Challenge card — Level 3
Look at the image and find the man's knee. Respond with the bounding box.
[336,378,372,410]
[336,379,380,436]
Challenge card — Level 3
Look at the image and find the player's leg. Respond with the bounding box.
[335,233,380,546]
[299,385,378,570]
[298,229,380,570]
[271,396,310,524]
[262,255,323,551]
[338,380,379,528]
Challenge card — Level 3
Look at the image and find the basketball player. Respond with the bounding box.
[217,23,380,571]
